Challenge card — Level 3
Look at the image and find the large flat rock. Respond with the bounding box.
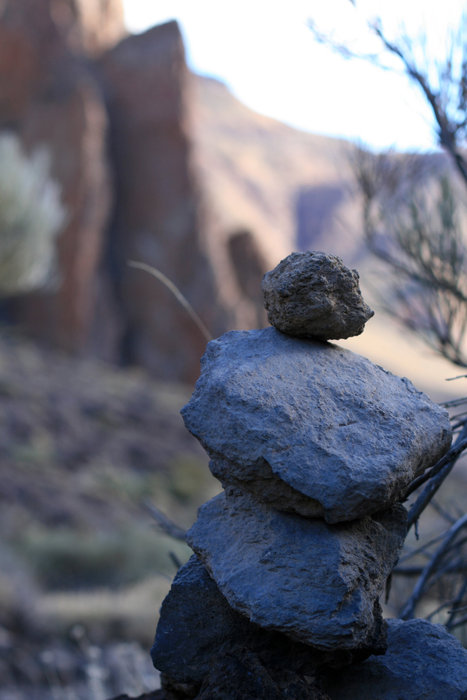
[187,489,406,651]
[182,327,451,523]
[322,618,467,699]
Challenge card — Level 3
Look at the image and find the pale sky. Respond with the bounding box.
[121,0,465,152]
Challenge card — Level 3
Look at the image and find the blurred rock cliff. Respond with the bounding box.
[0,0,361,383]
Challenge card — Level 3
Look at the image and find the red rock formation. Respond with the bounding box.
[0,3,363,384]
[97,22,225,382]
[73,0,126,56]
[97,22,279,382]
[0,0,117,355]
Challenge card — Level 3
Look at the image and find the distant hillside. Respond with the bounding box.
[191,74,362,264]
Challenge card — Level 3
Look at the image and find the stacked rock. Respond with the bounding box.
[151,252,458,699]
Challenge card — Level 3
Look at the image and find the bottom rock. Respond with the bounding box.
[151,555,380,690]
[195,645,330,700]
[322,618,467,699]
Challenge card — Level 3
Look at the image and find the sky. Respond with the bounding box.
[121,0,465,152]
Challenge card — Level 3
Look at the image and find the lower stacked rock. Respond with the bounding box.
[150,253,467,699]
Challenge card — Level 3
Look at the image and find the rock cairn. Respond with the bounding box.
[151,252,462,699]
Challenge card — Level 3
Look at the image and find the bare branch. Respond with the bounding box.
[405,431,467,531]
[310,8,467,184]
[447,613,467,630]
[128,260,212,344]
[402,434,467,501]
[446,578,467,629]
[143,500,187,542]
[370,22,467,186]
[400,513,467,619]
[352,144,467,367]
[393,562,467,577]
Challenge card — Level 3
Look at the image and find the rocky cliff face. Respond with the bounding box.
[97,23,222,382]
[0,0,120,355]
[0,1,366,383]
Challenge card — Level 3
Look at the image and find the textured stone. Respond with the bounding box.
[262,251,374,339]
[182,327,451,523]
[209,456,324,518]
[322,618,467,699]
[187,489,406,651]
[152,555,376,687]
[195,646,330,700]
[152,555,244,685]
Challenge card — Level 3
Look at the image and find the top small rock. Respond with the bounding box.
[262,251,374,340]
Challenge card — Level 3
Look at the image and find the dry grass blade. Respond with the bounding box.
[143,500,187,543]
[128,260,212,343]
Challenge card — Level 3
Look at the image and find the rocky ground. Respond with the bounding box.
[0,326,466,699]
[0,329,219,699]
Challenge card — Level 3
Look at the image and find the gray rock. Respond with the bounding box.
[182,327,451,523]
[262,252,374,339]
[322,618,467,699]
[195,645,331,700]
[152,555,382,686]
[151,555,235,685]
[209,456,324,518]
[187,489,406,651]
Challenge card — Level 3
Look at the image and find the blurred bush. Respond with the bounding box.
[17,526,190,590]
[0,132,66,296]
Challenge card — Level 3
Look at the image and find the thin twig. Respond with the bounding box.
[169,551,183,570]
[441,396,467,408]
[426,599,455,621]
[143,500,187,542]
[429,498,458,524]
[400,513,467,619]
[393,562,467,577]
[446,579,467,629]
[403,435,467,501]
[398,531,450,564]
[128,260,212,343]
[406,459,460,532]
[405,427,467,531]
[446,613,467,630]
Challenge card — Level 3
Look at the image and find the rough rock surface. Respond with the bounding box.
[152,555,374,687]
[187,489,406,651]
[195,646,330,700]
[182,327,451,523]
[209,456,325,518]
[262,251,374,339]
[322,618,467,699]
[152,554,245,685]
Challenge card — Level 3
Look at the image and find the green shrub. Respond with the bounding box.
[0,132,66,296]
[17,526,190,590]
